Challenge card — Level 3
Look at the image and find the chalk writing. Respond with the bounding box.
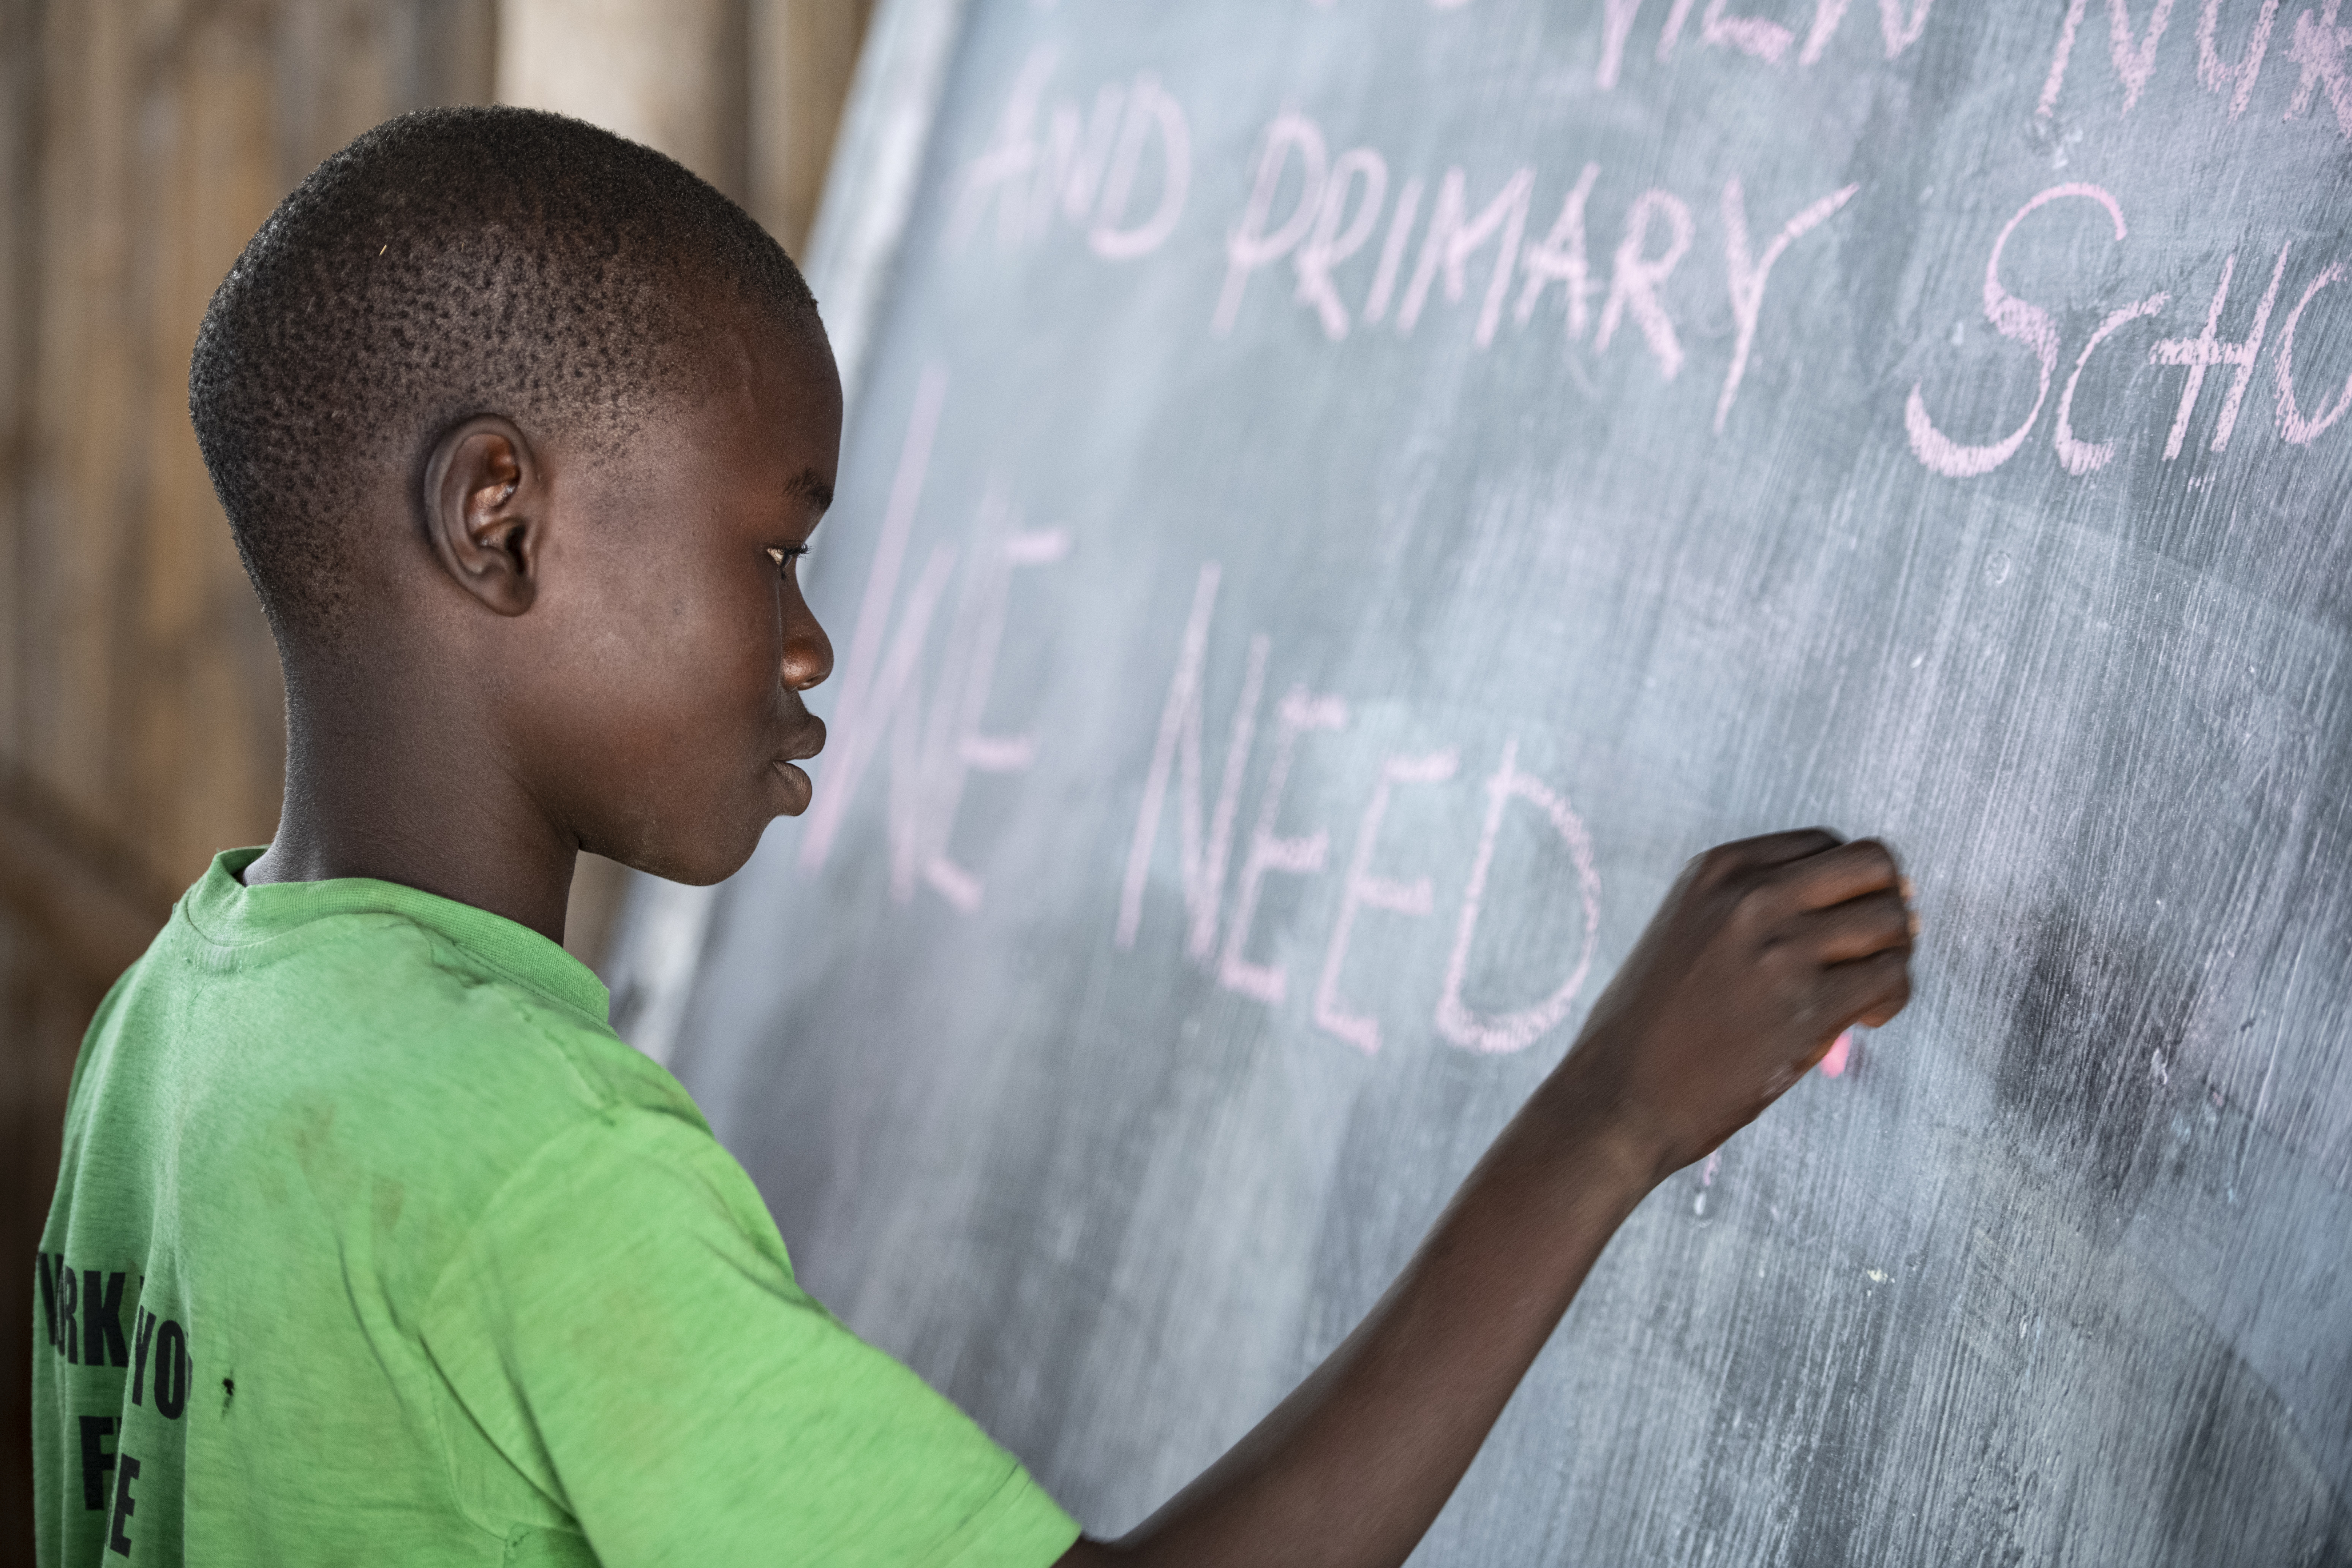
[1220,687,1349,1007]
[1513,162,1601,342]
[1314,749,1459,1054]
[2274,259,2352,441]
[1298,148,1388,339]
[1398,164,1535,346]
[1905,183,2348,477]
[955,47,1192,260]
[1210,110,1851,427]
[2153,243,2290,458]
[1119,567,1605,1057]
[896,497,1070,910]
[2286,0,2352,133]
[1434,740,1603,1056]
[1595,189,1694,379]
[1906,184,2126,480]
[2200,0,2284,119]
[801,370,1069,913]
[1117,563,1269,957]
[2056,293,2169,476]
[946,21,2352,481]
[1719,178,1859,431]
[1216,114,1328,336]
[2036,0,2352,138]
[1600,0,1939,87]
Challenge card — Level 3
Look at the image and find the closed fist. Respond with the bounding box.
[1557,830,1916,1184]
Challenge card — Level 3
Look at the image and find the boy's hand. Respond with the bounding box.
[1556,829,1915,1185]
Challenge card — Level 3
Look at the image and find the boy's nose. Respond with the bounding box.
[783,610,833,692]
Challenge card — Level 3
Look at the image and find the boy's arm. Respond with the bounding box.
[1059,830,1914,1568]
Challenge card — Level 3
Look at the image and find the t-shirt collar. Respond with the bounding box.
[182,847,613,1027]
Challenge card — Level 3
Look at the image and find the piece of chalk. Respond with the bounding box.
[1820,1028,1854,1077]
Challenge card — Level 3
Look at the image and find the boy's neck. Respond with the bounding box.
[242,667,577,946]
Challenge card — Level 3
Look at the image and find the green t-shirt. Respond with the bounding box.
[33,849,1081,1567]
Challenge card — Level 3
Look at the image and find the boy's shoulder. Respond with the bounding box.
[190,848,671,1092]
[66,849,706,1233]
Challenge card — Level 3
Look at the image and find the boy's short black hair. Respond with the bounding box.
[190,105,824,643]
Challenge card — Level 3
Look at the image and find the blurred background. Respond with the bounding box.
[0,1,877,1555]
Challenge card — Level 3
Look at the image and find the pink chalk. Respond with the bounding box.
[1820,1029,1854,1078]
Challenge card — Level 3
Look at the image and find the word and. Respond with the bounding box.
[1115,563,1603,1057]
[1906,181,2352,477]
[953,48,1192,261]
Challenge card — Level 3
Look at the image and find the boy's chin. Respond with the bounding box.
[769,759,814,817]
[592,762,817,886]
[597,816,770,889]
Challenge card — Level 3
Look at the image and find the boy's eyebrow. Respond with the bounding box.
[788,467,833,514]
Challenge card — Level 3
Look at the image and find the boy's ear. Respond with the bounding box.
[423,416,543,616]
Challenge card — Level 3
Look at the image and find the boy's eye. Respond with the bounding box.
[766,546,808,575]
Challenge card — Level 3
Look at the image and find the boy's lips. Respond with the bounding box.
[775,717,826,763]
[771,719,826,813]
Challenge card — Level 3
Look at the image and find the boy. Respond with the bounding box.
[34,107,1914,1566]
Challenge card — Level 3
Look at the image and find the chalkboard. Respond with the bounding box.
[610,2,2352,1560]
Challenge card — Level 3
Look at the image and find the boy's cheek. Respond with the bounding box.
[544,575,785,860]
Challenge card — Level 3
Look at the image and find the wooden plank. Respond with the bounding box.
[134,3,285,886]
[27,0,140,838]
[498,0,751,200]
[7,0,504,893]
[748,0,878,259]
[0,766,168,991]
[0,0,38,777]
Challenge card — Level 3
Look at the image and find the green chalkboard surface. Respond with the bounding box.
[612,2,2352,1560]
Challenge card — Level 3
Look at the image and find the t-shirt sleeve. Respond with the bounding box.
[419,1105,1081,1568]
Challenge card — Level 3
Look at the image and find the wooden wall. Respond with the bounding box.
[0,2,872,1557]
